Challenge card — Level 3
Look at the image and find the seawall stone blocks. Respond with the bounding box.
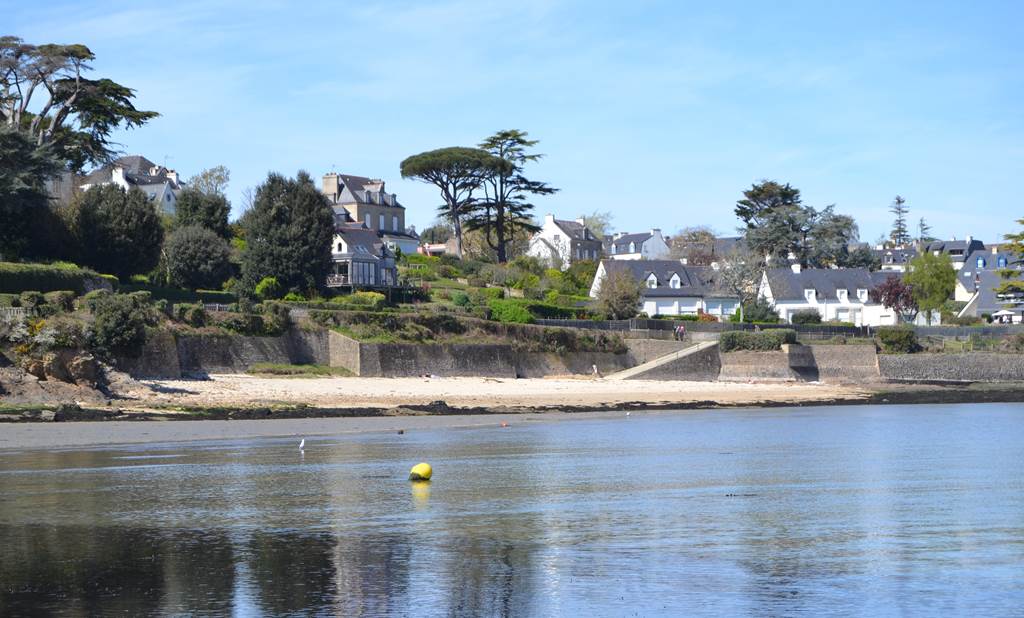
[879,353,1024,382]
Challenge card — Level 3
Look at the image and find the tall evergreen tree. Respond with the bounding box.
[917,217,934,243]
[175,186,231,238]
[70,184,164,278]
[0,127,60,260]
[889,195,910,247]
[466,130,556,263]
[240,171,334,294]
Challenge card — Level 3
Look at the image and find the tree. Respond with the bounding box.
[577,210,613,239]
[240,171,334,294]
[164,225,232,290]
[889,195,910,247]
[714,248,764,322]
[995,217,1024,299]
[69,184,164,278]
[869,275,919,323]
[0,37,158,172]
[466,130,556,263]
[595,270,641,319]
[0,126,60,259]
[420,221,452,244]
[904,252,955,323]
[175,186,231,238]
[188,165,230,196]
[735,180,858,268]
[400,147,503,259]
[839,245,882,270]
[669,226,717,265]
[917,217,935,243]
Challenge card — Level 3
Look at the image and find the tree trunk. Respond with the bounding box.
[452,215,464,259]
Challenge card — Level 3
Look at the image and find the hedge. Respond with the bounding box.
[0,262,109,295]
[488,299,535,324]
[790,309,822,324]
[876,326,919,353]
[719,329,797,352]
[118,284,236,304]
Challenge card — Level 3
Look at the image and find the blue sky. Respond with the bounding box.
[7,0,1023,243]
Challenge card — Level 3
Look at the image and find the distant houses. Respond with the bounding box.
[79,155,183,215]
[321,173,420,255]
[527,215,603,269]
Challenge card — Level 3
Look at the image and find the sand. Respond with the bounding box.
[132,374,869,409]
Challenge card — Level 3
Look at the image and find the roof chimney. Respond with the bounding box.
[575,217,586,227]
[791,263,802,274]
[545,213,555,225]
[322,173,340,201]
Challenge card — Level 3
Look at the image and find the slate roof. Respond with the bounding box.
[962,269,1024,315]
[765,267,891,302]
[81,155,180,188]
[962,248,1015,271]
[598,260,735,298]
[607,232,653,253]
[334,224,390,258]
[670,236,745,260]
[332,174,403,209]
[922,238,985,259]
[553,219,600,242]
[873,246,917,266]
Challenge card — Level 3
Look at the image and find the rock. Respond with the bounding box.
[25,359,45,380]
[68,353,100,387]
[42,353,72,383]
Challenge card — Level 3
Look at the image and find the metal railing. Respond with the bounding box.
[0,307,32,320]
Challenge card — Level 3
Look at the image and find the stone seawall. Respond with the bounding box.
[623,339,690,364]
[622,343,721,381]
[879,353,1024,382]
[719,350,798,381]
[808,345,879,382]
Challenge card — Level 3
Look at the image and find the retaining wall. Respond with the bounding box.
[719,350,798,381]
[808,345,879,382]
[622,343,721,381]
[879,353,1024,382]
[623,339,691,364]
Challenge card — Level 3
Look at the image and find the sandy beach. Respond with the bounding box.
[132,374,869,409]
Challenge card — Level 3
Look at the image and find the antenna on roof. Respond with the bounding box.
[162,155,173,168]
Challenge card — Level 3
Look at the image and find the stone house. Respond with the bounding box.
[79,155,182,215]
[589,259,739,319]
[321,173,420,255]
[527,214,603,269]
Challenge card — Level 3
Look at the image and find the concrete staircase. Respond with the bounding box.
[606,341,720,381]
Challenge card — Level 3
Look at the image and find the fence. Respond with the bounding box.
[0,306,33,320]
[535,318,871,338]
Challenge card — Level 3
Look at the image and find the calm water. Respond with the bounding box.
[1,403,1023,617]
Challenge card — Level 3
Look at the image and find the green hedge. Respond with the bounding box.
[488,299,535,324]
[719,329,797,352]
[790,309,822,324]
[0,262,108,295]
[118,284,236,304]
[876,326,919,353]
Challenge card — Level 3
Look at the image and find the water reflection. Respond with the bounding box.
[0,404,1022,615]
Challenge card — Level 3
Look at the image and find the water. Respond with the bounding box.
[1,403,1023,616]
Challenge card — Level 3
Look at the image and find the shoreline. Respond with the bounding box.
[1,376,1023,450]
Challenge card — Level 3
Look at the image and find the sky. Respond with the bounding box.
[6,0,1023,243]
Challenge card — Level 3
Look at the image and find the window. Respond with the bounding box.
[857,289,868,302]
[364,214,371,228]
[977,257,986,269]
[998,256,1008,268]
[647,274,658,288]
[837,289,848,302]
[611,244,616,254]
[804,289,816,302]
[392,216,399,231]
[670,274,681,289]
[629,242,636,253]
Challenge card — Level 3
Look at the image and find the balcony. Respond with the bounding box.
[326,274,350,287]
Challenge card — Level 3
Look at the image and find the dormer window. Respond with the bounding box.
[629,242,636,253]
[804,289,816,302]
[837,289,848,302]
[646,274,658,289]
[611,244,616,254]
[669,273,681,289]
[857,289,868,302]
[998,256,1008,268]
[977,257,986,269]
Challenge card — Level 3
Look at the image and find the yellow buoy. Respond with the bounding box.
[409,462,432,481]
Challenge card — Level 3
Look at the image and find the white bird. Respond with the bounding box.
[299,438,305,450]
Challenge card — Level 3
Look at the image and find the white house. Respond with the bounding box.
[79,155,182,215]
[590,259,739,319]
[759,265,936,326]
[527,214,603,270]
[327,223,397,288]
[604,229,670,261]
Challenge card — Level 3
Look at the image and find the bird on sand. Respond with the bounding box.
[299,438,305,450]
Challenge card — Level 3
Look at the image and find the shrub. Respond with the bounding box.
[347,291,386,310]
[88,293,154,357]
[18,291,45,308]
[282,292,306,302]
[488,299,535,324]
[719,329,797,352]
[876,326,919,353]
[255,276,283,301]
[164,225,233,290]
[173,303,207,327]
[697,312,719,322]
[790,309,822,324]
[43,290,76,312]
[732,299,779,323]
[451,291,470,307]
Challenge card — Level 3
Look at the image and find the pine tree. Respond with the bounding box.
[917,217,934,243]
[889,195,910,247]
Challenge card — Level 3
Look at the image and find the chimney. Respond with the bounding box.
[165,170,178,185]
[993,245,999,255]
[615,231,627,240]
[112,167,126,186]
[966,235,973,245]
[791,263,802,274]
[651,228,662,238]
[575,217,586,226]
[545,213,555,225]
[322,173,339,202]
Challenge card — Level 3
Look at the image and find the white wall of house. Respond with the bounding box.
[527,214,600,269]
[608,229,671,261]
[759,272,937,326]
